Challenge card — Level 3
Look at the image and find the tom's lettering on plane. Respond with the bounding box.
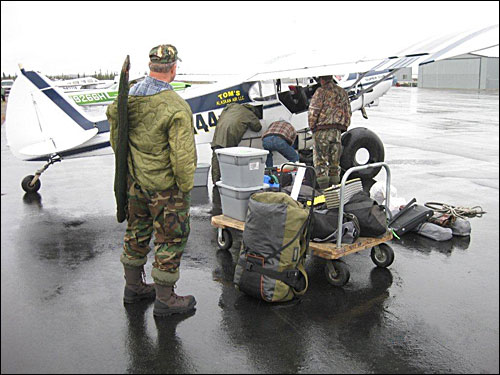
[216,89,245,106]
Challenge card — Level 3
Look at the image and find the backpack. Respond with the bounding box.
[311,208,360,244]
[233,192,311,302]
[344,191,388,237]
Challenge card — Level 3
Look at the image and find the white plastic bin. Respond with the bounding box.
[216,181,264,221]
[194,163,210,187]
[215,147,268,188]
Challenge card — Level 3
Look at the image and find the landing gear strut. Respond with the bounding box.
[21,154,61,193]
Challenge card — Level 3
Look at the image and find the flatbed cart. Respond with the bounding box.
[211,162,394,287]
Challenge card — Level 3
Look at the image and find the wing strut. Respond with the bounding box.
[350,68,403,101]
[346,71,370,91]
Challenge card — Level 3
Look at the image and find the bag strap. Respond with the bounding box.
[242,257,306,291]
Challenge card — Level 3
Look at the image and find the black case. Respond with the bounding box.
[388,198,434,237]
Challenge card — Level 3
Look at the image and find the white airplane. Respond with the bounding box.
[5,24,498,193]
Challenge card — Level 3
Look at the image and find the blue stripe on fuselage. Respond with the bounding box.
[24,71,50,89]
[22,70,98,131]
[43,89,95,130]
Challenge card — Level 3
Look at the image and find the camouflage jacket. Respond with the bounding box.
[308,81,351,133]
[211,103,262,148]
[107,90,197,193]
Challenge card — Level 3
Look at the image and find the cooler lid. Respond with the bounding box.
[215,181,266,192]
[215,147,268,157]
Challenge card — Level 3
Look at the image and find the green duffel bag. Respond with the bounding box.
[233,192,311,302]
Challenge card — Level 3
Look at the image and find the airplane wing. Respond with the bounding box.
[6,67,101,160]
[406,24,499,65]
[469,45,499,58]
[243,57,380,82]
[244,24,499,82]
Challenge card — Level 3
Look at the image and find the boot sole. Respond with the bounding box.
[123,292,156,304]
[153,300,197,317]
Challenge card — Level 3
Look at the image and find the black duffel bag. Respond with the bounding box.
[311,208,360,244]
[344,191,388,237]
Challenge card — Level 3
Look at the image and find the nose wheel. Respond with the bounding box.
[21,154,61,193]
[21,175,41,193]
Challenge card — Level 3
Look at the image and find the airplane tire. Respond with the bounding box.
[340,127,384,179]
[21,175,41,193]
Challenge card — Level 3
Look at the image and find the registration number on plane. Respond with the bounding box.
[70,91,118,105]
[194,111,218,134]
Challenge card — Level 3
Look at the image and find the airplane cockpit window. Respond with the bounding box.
[277,78,320,114]
[248,80,277,102]
[347,73,357,81]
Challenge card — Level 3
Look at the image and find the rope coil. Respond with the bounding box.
[424,202,486,219]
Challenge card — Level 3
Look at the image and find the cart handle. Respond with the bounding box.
[336,162,391,249]
[278,162,317,252]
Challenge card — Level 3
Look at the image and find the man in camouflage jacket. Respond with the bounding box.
[308,75,351,189]
[107,44,197,317]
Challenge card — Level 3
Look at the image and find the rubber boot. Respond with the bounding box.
[329,175,340,186]
[153,284,197,317]
[123,266,156,304]
[316,176,330,190]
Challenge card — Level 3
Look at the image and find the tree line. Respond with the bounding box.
[2,70,117,81]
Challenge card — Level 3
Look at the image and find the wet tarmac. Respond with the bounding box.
[1,87,499,374]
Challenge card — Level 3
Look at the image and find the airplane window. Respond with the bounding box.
[278,81,320,115]
[248,80,277,101]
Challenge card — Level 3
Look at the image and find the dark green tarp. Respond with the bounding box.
[114,55,130,223]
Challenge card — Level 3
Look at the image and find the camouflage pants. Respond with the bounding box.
[312,128,342,178]
[120,176,191,286]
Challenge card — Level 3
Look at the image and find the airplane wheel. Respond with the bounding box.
[340,127,384,179]
[21,175,41,193]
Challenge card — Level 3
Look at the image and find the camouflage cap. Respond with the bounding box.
[149,44,182,64]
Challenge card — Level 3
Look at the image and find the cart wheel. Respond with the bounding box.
[370,243,394,268]
[217,228,233,250]
[325,260,350,287]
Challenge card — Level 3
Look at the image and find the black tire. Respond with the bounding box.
[340,127,385,179]
[217,228,233,251]
[370,243,395,268]
[324,260,350,287]
[21,175,41,193]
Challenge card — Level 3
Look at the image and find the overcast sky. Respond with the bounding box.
[1,1,499,77]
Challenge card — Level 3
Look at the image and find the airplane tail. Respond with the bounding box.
[5,67,103,161]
